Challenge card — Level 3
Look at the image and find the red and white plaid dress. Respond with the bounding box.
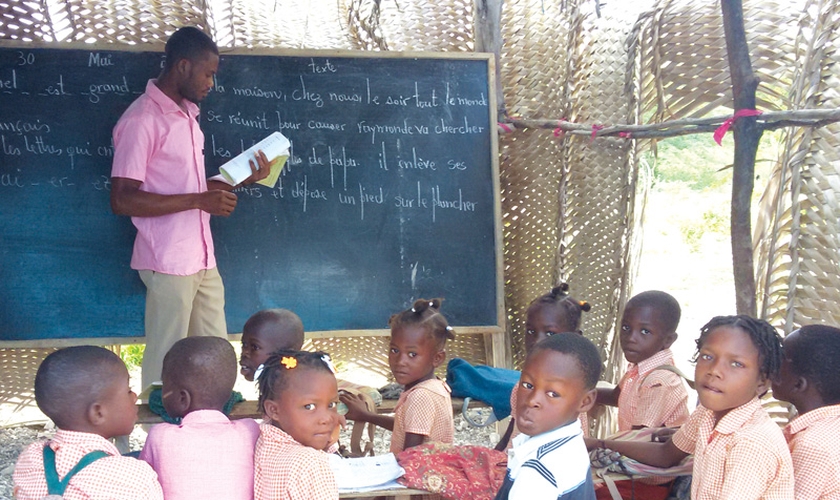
[672,398,794,500]
[13,429,163,500]
[254,422,338,500]
[390,378,455,453]
[784,403,840,500]
[616,348,690,431]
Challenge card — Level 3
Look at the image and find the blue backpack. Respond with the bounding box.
[446,358,520,425]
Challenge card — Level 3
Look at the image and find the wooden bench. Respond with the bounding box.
[136,396,489,424]
[339,487,428,498]
[335,471,642,498]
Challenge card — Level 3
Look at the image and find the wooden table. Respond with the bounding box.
[135,396,488,424]
[339,486,428,498]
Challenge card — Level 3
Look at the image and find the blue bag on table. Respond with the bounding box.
[445,358,520,424]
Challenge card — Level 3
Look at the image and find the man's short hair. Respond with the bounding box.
[164,26,218,71]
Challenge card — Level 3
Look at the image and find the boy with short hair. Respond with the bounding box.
[140,336,260,500]
[597,290,690,430]
[239,308,305,381]
[13,346,163,500]
[771,324,840,500]
[495,332,601,500]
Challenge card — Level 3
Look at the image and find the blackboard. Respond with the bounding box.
[0,43,502,344]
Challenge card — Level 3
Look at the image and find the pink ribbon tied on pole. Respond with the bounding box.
[591,124,605,141]
[554,118,569,138]
[713,109,762,146]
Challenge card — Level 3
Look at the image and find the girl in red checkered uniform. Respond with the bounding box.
[342,298,456,453]
[254,350,343,500]
[587,315,795,500]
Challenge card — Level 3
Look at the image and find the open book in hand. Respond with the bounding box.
[212,131,290,188]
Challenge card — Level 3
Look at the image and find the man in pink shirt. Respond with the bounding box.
[110,27,269,389]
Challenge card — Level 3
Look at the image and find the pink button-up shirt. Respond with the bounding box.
[139,410,260,500]
[112,79,215,275]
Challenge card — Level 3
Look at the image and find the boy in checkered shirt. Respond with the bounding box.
[13,346,163,499]
[596,290,690,431]
[772,324,840,500]
[592,291,691,499]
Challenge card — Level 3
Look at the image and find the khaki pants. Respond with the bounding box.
[139,267,227,390]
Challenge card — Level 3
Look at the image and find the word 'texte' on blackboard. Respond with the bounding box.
[0,42,504,345]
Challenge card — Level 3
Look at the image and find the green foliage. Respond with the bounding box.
[702,210,727,233]
[649,127,782,192]
[680,210,729,252]
[120,344,145,370]
[651,134,733,190]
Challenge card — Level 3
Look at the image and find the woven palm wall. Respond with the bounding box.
[561,11,642,384]
[755,0,840,332]
[631,0,800,124]
[498,0,580,367]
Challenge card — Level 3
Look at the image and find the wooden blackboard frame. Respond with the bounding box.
[0,42,505,361]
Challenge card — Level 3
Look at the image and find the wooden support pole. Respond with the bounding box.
[722,0,761,316]
[474,0,505,116]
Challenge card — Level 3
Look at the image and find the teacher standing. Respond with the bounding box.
[110,26,269,390]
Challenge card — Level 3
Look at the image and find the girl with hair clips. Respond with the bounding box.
[253,350,343,500]
[342,298,456,453]
[497,283,592,450]
[523,283,591,352]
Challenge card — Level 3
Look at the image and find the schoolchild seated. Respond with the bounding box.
[13,346,163,499]
[772,324,840,500]
[140,336,260,500]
